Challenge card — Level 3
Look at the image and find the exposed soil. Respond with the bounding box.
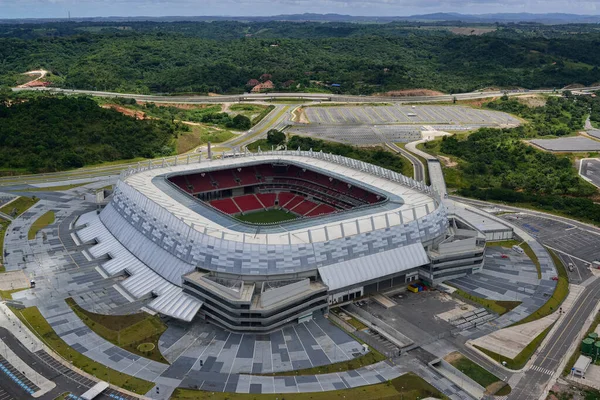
[294,107,310,124]
[517,95,548,108]
[438,155,458,168]
[449,27,496,36]
[443,351,462,364]
[485,381,506,395]
[102,104,148,119]
[377,89,444,97]
[135,102,216,110]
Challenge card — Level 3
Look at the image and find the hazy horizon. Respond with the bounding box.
[1,0,599,20]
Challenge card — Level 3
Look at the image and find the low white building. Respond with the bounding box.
[573,355,592,378]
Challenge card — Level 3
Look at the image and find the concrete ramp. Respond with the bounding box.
[372,293,396,309]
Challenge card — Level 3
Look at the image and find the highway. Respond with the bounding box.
[13,85,600,105]
[509,278,600,400]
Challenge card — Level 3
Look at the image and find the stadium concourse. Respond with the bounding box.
[67,149,489,334]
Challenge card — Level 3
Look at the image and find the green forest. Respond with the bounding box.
[421,94,600,223]
[2,20,600,94]
[0,96,178,172]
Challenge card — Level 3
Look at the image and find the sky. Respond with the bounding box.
[0,0,599,19]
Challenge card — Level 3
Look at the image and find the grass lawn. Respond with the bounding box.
[0,288,27,300]
[474,325,553,370]
[53,393,71,400]
[235,209,298,224]
[176,125,235,154]
[511,248,568,326]
[263,349,386,377]
[451,287,521,316]
[10,306,154,394]
[66,298,168,363]
[16,183,89,192]
[172,372,447,400]
[28,211,55,240]
[229,104,270,120]
[0,216,10,267]
[0,196,39,218]
[445,352,511,395]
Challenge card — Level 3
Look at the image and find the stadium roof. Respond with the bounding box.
[123,153,437,245]
[318,243,429,291]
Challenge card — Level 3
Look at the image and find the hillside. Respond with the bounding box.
[0,96,177,172]
[1,21,600,94]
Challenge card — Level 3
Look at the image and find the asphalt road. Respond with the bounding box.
[0,327,136,400]
[509,277,600,400]
[385,142,425,182]
[14,86,600,104]
[580,158,600,189]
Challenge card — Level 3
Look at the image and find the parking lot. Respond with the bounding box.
[304,105,519,126]
[530,136,600,152]
[502,213,600,265]
[580,158,600,188]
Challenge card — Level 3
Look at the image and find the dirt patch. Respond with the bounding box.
[377,89,444,97]
[517,95,547,108]
[438,155,458,168]
[485,381,507,395]
[294,107,310,124]
[136,102,215,110]
[102,104,149,119]
[443,351,462,364]
[449,27,496,36]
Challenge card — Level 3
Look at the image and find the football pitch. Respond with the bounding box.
[235,209,298,224]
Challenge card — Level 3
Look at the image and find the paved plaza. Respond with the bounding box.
[449,246,556,326]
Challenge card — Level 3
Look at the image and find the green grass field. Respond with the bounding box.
[445,352,511,395]
[0,196,39,218]
[172,372,447,400]
[10,305,154,394]
[235,209,298,224]
[66,298,168,363]
[28,211,55,240]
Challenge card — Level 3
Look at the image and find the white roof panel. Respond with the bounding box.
[318,243,429,291]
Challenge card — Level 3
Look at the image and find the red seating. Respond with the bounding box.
[210,198,240,214]
[210,170,239,189]
[233,195,263,212]
[283,195,304,210]
[236,168,260,185]
[256,193,276,208]
[187,174,214,192]
[291,200,318,215]
[277,192,295,207]
[170,176,192,193]
[306,204,336,217]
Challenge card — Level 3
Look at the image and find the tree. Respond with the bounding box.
[230,114,251,130]
[266,129,286,145]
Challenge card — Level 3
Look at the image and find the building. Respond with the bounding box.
[74,150,486,333]
[572,355,592,378]
[251,80,274,93]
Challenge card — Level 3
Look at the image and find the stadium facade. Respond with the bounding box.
[74,151,485,333]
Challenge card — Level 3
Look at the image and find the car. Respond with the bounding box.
[501,254,508,259]
[551,276,559,281]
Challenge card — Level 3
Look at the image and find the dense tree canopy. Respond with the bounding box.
[1,21,600,94]
[0,96,176,172]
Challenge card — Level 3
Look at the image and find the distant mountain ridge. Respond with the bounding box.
[2,12,600,24]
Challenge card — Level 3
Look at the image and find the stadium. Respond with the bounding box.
[74,150,486,333]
